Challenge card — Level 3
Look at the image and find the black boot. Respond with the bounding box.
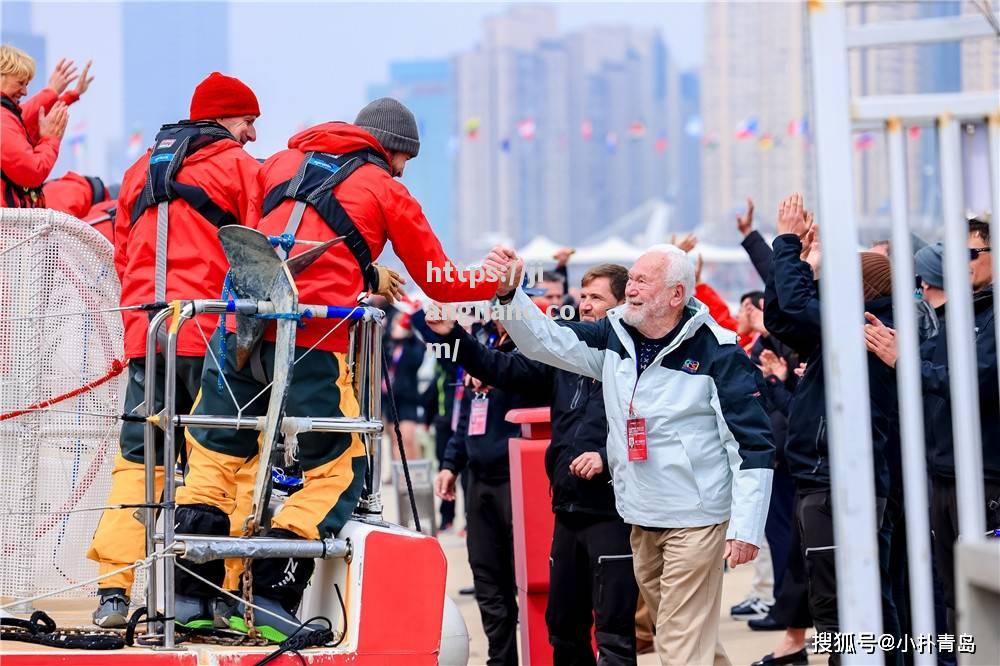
[173,504,230,604]
[228,528,318,642]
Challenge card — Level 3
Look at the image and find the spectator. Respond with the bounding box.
[865,218,998,638]
[82,198,117,245]
[42,171,109,218]
[434,315,548,666]
[429,264,639,665]
[383,312,427,463]
[737,197,773,283]
[914,243,945,342]
[1,47,92,207]
[765,193,899,665]
[491,244,775,665]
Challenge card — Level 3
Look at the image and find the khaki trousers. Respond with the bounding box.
[630,522,731,666]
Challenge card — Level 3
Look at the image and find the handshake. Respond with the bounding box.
[482,246,524,297]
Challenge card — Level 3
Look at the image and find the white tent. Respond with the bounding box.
[517,235,563,262]
[573,236,643,263]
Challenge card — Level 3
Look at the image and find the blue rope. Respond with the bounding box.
[256,310,312,327]
[216,271,234,394]
[267,234,296,253]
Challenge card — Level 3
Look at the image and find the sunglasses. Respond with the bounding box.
[970,247,991,260]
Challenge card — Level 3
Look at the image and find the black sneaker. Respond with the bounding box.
[212,595,239,629]
[92,588,130,628]
[748,614,788,631]
[730,596,772,620]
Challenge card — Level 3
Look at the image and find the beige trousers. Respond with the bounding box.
[630,522,731,666]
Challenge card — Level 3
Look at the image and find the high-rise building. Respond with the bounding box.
[1,2,46,96]
[453,7,673,258]
[700,1,813,243]
[677,71,701,231]
[368,60,456,254]
[120,1,228,169]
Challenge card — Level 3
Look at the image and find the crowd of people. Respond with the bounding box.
[2,41,998,666]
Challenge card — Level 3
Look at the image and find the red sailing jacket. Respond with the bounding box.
[1,89,79,207]
[254,122,498,353]
[116,135,261,358]
[83,199,116,244]
[43,171,108,218]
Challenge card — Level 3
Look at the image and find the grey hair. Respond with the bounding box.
[644,244,696,299]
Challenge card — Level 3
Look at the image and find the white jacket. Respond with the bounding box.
[501,289,775,546]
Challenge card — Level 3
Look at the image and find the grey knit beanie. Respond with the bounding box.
[354,98,420,157]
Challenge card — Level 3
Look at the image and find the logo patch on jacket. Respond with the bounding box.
[681,359,700,374]
[158,139,175,148]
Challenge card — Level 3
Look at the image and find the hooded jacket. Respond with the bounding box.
[441,323,619,518]
[921,287,999,481]
[500,289,776,547]
[42,171,108,218]
[763,233,896,497]
[1,88,80,207]
[254,122,498,353]
[115,126,261,358]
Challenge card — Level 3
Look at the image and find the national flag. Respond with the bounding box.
[628,121,646,139]
[517,118,536,141]
[908,126,922,140]
[67,122,86,159]
[580,119,593,140]
[854,131,875,151]
[702,133,719,150]
[500,137,511,153]
[654,134,668,153]
[736,117,758,140]
[757,133,774,151]
[464,117,481,139]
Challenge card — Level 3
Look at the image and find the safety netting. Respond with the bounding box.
[0,208,126,602]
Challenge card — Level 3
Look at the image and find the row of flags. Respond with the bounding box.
[464,116,669,155]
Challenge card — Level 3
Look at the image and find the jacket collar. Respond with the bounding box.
[607,297,712,365]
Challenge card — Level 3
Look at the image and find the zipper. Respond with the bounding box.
[811,416,826,475]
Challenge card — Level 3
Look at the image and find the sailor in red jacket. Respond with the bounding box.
[86,72,262,629]
[0,46,94,207]
[42,171,109,218]
[82,198,116,244]
[175,98,506,640]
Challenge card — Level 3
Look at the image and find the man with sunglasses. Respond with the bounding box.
[865,217,998,639]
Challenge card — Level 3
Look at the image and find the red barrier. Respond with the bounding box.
[507,407,554,666]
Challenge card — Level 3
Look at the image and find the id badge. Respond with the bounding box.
[468,395,489,436]
[627,417,648,462]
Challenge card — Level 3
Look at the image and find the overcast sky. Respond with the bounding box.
[18,1,704,175]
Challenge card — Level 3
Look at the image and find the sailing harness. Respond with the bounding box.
[261,148,391,292]
[1,95,46,208]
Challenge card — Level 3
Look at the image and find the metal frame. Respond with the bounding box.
[142,299,385,649]
[808,2,999,663]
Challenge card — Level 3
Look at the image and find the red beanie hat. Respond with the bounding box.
[189,72,260,121]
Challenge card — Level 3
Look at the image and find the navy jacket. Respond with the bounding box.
[921,287,999,481]
[442,324,619,519]
[764,234,896,497]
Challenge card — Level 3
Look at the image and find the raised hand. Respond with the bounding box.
[777,193,810,238]
[864,312,897,368]
[47,58,78,94]
[758,349,788,381]
[38,102,69,140]
[423,302,456,336]
[736,198,755,237]
[552,247,575,267]
[73,60,95,97]
[671,233,698,254]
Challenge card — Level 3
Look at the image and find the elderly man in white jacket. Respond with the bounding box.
[485,244,775,666]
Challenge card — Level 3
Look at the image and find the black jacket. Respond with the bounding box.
[764,234,896,497]
[921,287,999,481]
[441,326,548,484]
[442,324,618,518]
[742,230,774,283]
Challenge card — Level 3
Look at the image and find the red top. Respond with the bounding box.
[43,171,107,218]
[82,199,116,244]
[1,88,79,205]
[254,122,499,353]
[115,138,261,358]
